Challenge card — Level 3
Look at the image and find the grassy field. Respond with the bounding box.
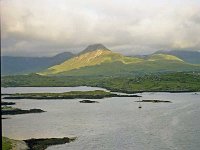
[2,137,12,150]
[1,72,200,93]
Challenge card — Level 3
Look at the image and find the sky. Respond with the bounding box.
[1,0,200,56]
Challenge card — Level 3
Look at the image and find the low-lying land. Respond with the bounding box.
[1,72,200,93]
[3,90,140,99]
[1,101,16,105]
[2,137,28,150]
[2,117,10,119]
[2,136,76,150]
[24,137,76,150]
[2,137,12,150]
[2,106,45,115]
[79,100,99,103]
[135,100,172,103]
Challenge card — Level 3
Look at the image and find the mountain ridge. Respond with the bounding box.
[2,44,200,76]
[1,52,74,75]
[154,50,200,64]
[39,44,200,76]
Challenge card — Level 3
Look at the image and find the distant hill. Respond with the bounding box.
[1,52,74,75]
[39,44,200,76]
[155,50,200,64]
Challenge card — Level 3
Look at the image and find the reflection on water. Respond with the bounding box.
[2,87,200,150]
[1,86,108,94]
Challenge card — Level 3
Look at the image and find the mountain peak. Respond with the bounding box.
[79,44,110,55]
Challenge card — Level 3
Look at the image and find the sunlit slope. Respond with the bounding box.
[147,54,184,62]
[39,49,143,75]
[57,60,200,76]
[39,49,200,76]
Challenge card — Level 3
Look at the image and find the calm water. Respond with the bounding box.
[1,86,107,94]
[2,87,200,150]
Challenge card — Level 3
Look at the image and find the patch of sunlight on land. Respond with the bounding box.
[148,54,184,62]
[39,49,143,75]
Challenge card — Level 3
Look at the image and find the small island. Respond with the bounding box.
[2,136,76,150]
[135,99,172,103]
[2,106,45,115]
[79,100,99,103]
[24,137,77,150]
[3,90,140,100]
[1,101,16,105]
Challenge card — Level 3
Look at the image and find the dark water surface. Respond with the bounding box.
[2,87,200,150]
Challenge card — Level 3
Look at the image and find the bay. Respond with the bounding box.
[2,87,200,150]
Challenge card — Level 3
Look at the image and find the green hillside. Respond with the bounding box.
[2,72,200,92]
[39,46,200,76]
[155,50,200,64]
[58,60,199,76]
[39,49,143,75]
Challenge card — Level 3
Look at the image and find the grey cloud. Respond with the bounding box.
[1,0,200,56]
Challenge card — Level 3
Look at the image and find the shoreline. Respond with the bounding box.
[1,86,199,95]
[2,108,45,115]
[2,136,76,150]
[2,90,140,100]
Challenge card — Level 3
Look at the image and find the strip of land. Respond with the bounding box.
[24,137,76,150]
[1,101,16,105]
[2,136,76,150]
[1,72,200,94]
[2,106,45,115]
[3,90,140,100]
[2,137,28,150]
[1,101,46,115]
[79,100,99,103]
[135,99,172,103]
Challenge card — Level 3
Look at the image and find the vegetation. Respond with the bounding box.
[2,106,45,115]
[1,72,200,93]
[3,90,139,100]
[79,100,99,103]
[2,44,200,76]
[24,137,76,150]
[156,50,200,64]
[2,137,76,150]
[1,100,45,115]
[1,106,14,110]
[39,49,145,75]
[2,137,12,150]
[1,101,16,105]
[135,100,172,103]
[38,47,200,76]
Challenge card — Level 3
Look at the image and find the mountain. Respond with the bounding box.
[155,50,200,64]
[78,44,110,55]
[39,44,200,76]
[1,52,74,75]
